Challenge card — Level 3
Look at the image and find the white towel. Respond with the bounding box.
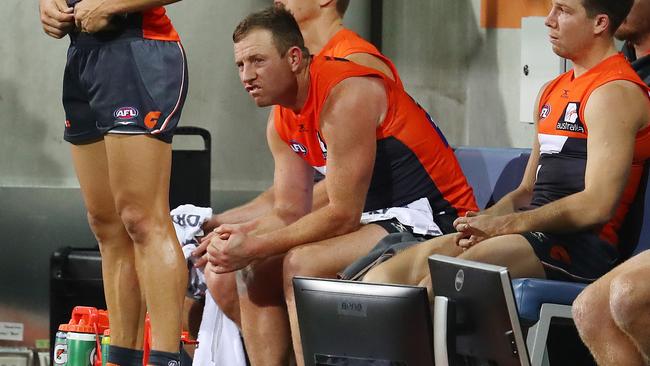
[171,204,213,299]
[192,292,247,366]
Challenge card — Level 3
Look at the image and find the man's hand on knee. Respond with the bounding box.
[453,213,510,249]
[207,225,261,273]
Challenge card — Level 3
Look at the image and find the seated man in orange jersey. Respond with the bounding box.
[207,6,477,366]
[194,0,403,329]
[363,0,650,316]
[572,1,650,365]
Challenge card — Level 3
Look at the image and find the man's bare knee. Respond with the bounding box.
[283,246,314,280]
[117,204,159,243]
[573,286,607,341]
[86,210,124,244]
[237,257,285,306]
[609,273,648,332]
[206,270,240,321]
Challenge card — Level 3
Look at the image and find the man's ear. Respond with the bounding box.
[593,14,610,36]
[319,0,334,7]
[287,46,304,72]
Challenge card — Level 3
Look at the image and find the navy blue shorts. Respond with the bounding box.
[522,231,620,282]
[63,32,188,144]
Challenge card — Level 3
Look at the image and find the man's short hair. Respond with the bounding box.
[233,6,309,57]
[581,0,634,34]
[336,0,350,17]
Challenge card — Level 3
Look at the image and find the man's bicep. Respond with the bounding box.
[583,83,642,210]
[320,78,385,211]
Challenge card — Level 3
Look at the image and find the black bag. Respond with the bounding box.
[49,246,106,353]
[170,127,212,209]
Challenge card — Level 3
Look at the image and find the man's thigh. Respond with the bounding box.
[283,224,389,279]
[363,233,462,285]
[460,234,546,279]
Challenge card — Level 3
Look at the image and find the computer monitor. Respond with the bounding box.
[428,255,530,366]
[293,276,435,366]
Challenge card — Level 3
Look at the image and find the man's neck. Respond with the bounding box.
[287,58,312,113]
[633,33,650,57]
[572,40,618,78]
[300,14,344,56]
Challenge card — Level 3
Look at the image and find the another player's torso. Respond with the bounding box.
[318,29,403,88]
[534,53,650,244]
[274,56,477,216]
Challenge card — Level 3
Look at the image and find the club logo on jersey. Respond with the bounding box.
[556,102,585,133]
[540,104,551,119]
[113,107,139,120]
[65,120,71,128]
[561,89,569,99]
[289,140,308,156]
[564,103,578,123]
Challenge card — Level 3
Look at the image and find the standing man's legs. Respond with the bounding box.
[71,140,146,351]
[281,224,390,366]
[105,135,187,358]
[573,250,650,366]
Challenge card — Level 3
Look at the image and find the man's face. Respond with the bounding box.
[234,29,296,107]
[616,0,650,44]
[545,0,597,59]
[273,0,320,24]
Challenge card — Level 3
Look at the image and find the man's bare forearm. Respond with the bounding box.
[249,204,361,259]
[492,189,615,236]
[209,187,276,228]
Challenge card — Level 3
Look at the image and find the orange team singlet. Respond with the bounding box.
[318,28,403,88]
[141,7,180,41]
[535,53,650,245]
[274,56,477,226]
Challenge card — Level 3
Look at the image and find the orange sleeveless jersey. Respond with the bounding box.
[318,29,403,88]
[142,7,179,41]
[274,56,477,217]
[535,53,650,245]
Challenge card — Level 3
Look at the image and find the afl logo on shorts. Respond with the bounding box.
[289,140,308,156]
[540,104,551,119]
[114,107,139,120]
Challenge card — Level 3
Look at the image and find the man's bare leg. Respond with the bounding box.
[71,140,145,349]
[282,224,389,366]
[238,255,290,366]
[573,251,650,365]
[458,234,546,278]
[205,269,241,327]
[362,233,463,286]
[105,135,187,356]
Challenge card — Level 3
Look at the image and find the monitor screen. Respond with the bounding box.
[428,255,530,366]
[293,277,435,366]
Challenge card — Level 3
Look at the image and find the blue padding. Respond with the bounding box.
[454,147,530,209]
[512,278,587,322]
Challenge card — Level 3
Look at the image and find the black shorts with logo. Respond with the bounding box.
[62,27,188,144]
[522,231,620,282]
